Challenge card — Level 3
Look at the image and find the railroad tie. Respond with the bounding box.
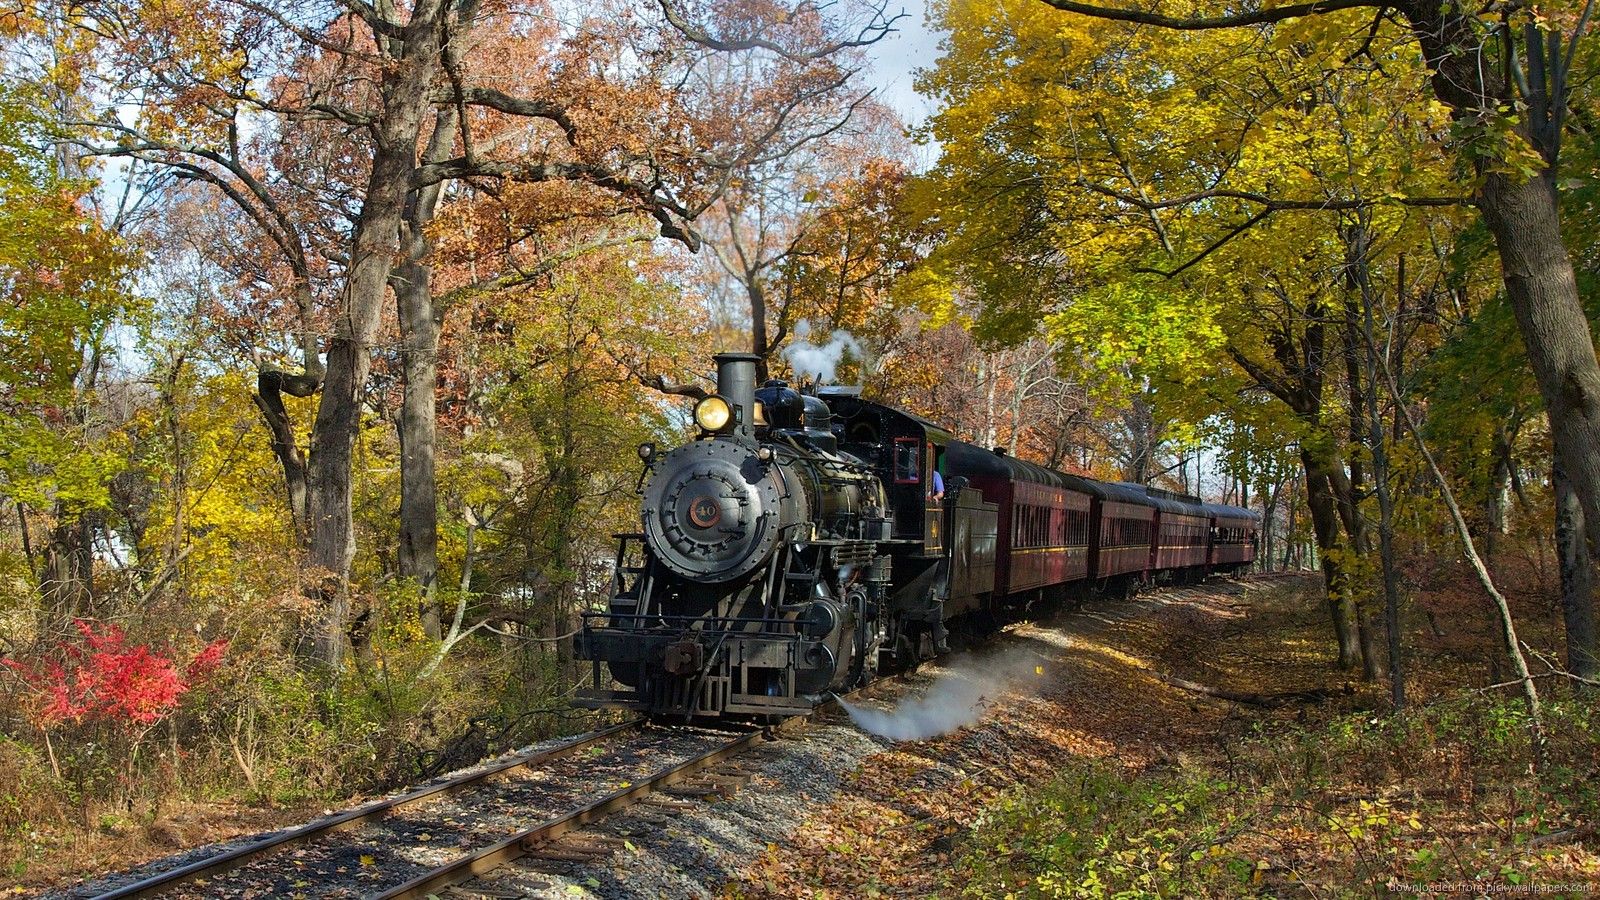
[562,834,629,853]
[641,796,697,812]
[661,783,728,800]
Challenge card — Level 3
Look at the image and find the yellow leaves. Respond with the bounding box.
[136,368,298,605]
[1042,280,1223,394]
[888,266,960,328]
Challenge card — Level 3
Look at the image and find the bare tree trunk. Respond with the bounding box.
[1485,431,1515,560]
[1285,469,1299,570]
[305,339,364,666]
[748,277,773,383]
[17,503,35,578]
[1349,220,1405,707]
[1124,390,1154,483]
[1303,452,1360,670]
[981,354,998,449]
[1555,458,1598,689]
[1480,180,1600,564]
[395,276,442,640]
[253,369,316,534]
[41,508,94,624]
[303,2,448,669]
[1322,453,1376,679]
[1262,476,1280,573]
[160,356,188,570]
[393,105,462,642]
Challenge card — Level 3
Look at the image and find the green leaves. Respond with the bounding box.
[1044,279,1222,390]
[0,86,136,516]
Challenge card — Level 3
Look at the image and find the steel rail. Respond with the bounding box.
[91,718,643,900]
[376,727,769,900]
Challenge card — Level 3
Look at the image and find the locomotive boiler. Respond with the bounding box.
[575,353,894,718]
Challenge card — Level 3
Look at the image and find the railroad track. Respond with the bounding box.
[74,578,1299,900]
[84,718,765,900]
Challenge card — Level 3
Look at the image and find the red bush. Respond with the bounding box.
[1,620,228,729]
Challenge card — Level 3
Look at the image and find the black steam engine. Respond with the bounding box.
[575,353,895,717]
[574,352,1261,719]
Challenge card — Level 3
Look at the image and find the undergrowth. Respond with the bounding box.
[0,584,595,887]
[957,695,1600,897]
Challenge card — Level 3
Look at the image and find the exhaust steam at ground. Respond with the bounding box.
[835,648,1045,741]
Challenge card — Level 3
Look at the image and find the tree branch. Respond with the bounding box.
[412,157,701,249]
[1078,178,1462,212]
[1039,0,1380,31]
[1133,207,1273,277]
[450,86,578,144]
[656,0,905,61]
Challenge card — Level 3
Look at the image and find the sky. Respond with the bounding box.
[860,1,946,162]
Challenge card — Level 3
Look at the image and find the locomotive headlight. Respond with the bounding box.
[694,395,732,432]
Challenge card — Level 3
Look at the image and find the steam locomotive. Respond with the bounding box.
[573,352,1260,719]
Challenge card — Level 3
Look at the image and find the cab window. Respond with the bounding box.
[893,437,920,483]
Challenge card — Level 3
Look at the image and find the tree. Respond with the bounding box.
[694,105,906,382]
[909,0,1493,674]
[69,0,896,665]
[1425,270,1599,687]
[0,86,135,624]
[1033,0,1600,563]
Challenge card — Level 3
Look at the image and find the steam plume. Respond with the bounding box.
[836,648,1044,741]
[783,320,864,385]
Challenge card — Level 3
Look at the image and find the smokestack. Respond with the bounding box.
[714,352,761,440]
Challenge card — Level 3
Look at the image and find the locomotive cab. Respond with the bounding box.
[824,391,998,666]
[822,388,950,552]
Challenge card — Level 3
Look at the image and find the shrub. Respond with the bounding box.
[0,620,227,816]
[3,620,226,729]
[957,761,1249,898]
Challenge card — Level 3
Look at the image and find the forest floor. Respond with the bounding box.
[9,574,1598,898]
[723,574,1600,898]
[2,785,324,894]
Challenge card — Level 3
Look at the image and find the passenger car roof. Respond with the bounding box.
[1202,502,1262,522]
[945,441,1154,506]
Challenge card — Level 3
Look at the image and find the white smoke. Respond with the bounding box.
[835,648,1044,741]
[783,320,864,385]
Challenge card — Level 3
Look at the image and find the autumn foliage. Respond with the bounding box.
[2,621,227,729]
[0,0,1595,888]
